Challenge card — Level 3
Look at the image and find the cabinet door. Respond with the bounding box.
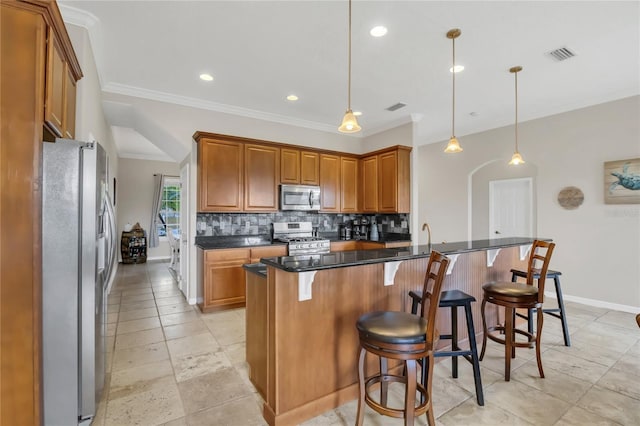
[280,148,300,184]
[319,154,340,212]
[340,156,358,212]
[44,28,65,138]
[330,241,358,252]
[250,245,287,264]
[64,67,76,139]
[245,144,279,211]
[378,151,399,213]
[198,139,244,212]
[361,155,378,212]
[300,151,320,185]
[203,249,250,310]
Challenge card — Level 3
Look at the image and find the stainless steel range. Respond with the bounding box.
[273,222,330,255]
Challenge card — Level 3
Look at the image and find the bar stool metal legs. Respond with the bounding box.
[511,269,570,346]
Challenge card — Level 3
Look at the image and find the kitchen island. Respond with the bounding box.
[247,238,542,426]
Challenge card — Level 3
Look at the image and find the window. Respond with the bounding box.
[157,177,180,239]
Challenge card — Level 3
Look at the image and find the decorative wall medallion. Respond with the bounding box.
[557,186,584,210]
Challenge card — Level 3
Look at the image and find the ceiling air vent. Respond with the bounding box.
[547,47,576,62]
[386,102,406,112]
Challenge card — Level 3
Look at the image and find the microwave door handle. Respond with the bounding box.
[309,191,313,207]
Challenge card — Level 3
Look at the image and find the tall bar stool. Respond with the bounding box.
[355,251,450,426]
[409,290,484,406]
[510,268,570,346]
[480,240,555,381]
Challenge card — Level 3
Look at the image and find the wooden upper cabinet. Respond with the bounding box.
[320,153,340,212]
[45,28,65,138]
[64,67,76,139]
[340,156,358,213]
[280,148,300,184]
[378,147,411,213]
[245,144,279,211]
[361,155,378,213]
[198,138,244,212]
[300,151,319,185]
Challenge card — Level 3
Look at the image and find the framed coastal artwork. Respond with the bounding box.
[604,158,640,204]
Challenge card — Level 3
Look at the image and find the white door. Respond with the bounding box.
[179,163,190,295]
[489,178,532,239]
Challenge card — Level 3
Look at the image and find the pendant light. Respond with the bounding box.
[508,66,525,165]
[338,0,361,133]
[444,28,463,153]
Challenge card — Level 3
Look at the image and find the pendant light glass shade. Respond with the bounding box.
[338,0,361,133]
[444,28,462,153]
[509,66,525,165]
[339,109,361,133]
[444,136,463,153]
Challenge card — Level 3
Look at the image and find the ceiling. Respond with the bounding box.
[59,1,640,161]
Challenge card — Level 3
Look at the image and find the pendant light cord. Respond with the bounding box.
[347,0,352,110]
[451,35,456,137]
[514,70,519,151]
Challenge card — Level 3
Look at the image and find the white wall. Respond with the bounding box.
[418,96,640,309]
[117,158,180,261]
[363,121,414,152]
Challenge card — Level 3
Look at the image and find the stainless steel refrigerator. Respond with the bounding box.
[42,138,117,425]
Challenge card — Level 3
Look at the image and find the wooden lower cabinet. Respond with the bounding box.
[332,240,411,251]
[330,241,358,252]
[198,245,287,312]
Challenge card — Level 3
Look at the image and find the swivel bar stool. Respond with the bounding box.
[409,289,484,406]
[480,240,555,381]
[510,268,570,346]
[356,251,450,426]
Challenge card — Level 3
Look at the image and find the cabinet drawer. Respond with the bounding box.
[205,248,251,262]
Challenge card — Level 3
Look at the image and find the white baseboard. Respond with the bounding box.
[188,297,197,305]
[545,291,639,314]
[146,256,171,261]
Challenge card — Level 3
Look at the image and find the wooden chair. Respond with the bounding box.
[480,240,556,381]
[356,251,450,426]
[636,313,640,328]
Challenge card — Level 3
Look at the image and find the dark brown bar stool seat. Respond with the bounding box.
[356,251,450,426]
[480,240,556,381]
[510,268,570,346]
[409,289,484,406]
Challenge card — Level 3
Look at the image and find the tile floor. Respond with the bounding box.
[93,260,640,426]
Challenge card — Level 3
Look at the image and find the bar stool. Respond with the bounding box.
[355,251,450,426]
[480,240,555,381]
[510,268,570,346]
[409,289,484,406]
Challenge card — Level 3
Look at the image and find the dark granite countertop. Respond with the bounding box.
[195,235,286,249]
[243,262,267,277]
[261,237,548,272]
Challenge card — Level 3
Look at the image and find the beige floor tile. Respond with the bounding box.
[177,368,252,415]
[106,322,117,337]
[117,316,161,334]
[163,320,208,341]
[185,395,266,426]
[577,385,640,425]
[561,336,626,367]
[120,299,157,312]
[118,307,159,322]
[172,349,232,382]
[156,296,187,307]
[541,348,610,384]
[112,342,169,372]
[510,360,592,403]
[154,289,183,299]
[121,293,156,303]
[300,408,347,426]
[477,344,530,378]
[105,381,184,426]
[157,303,195,316]
[106,312,118,324]
[160,417,187,426]
[106,303,120,314]
[109,359,175,400]
[612,351,640,376]
[554,406,622,426]
[205,318,246,346]
[115,327,166,350]
[596,309,640,330]
[160,311,200,327]
[223,342,246,364]
[434,358,503,401]
[484,379,571,425]
[571,322,639,353]
[438,398,534,426]
[166,333,220,359]
[106,336,116,353]
[122,288,154,296]
[596,363,640,400]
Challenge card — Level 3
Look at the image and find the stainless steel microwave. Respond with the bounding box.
[280,184,321,211]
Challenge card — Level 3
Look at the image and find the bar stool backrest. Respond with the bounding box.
[419,251,450,347]
[526,240,556,303]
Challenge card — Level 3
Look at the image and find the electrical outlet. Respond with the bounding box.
[324,220,328,227]
[245,221,250,229]
[401,221,407,229]
[390,220,395,228]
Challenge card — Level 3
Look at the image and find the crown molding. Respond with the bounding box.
[102,82,357,136]
[361,115,413,137]
[58,4,100,29]
[117,151,174,162]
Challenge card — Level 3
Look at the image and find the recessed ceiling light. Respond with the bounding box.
[286,94,298,101]
[449,65,464,73]
[353,111,362,116]
[199,73,214,81]
[370,26,387,37]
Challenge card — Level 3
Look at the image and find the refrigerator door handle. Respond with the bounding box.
[103,192,117,293]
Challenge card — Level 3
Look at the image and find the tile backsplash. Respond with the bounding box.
[196,212,410,237]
